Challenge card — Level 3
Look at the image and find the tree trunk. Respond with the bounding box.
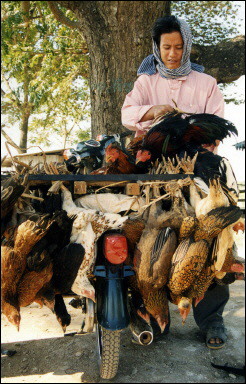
[19,113,30,153]
[55,1,244,138]
[56,1,171,138]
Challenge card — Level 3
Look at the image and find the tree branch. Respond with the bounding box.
[47,1,81,30]
[191,35,245,83]
[1,74,22,109]
[1,127,23,154]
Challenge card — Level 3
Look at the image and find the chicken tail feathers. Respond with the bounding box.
[185,114,238,144]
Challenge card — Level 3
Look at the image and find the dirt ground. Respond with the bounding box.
[1,233,245,384]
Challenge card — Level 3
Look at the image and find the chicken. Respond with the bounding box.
[167,238,212,323]
[26,210,76,272]
[1,215,54,330]
[61,185,128,301]
[125,134,145,157]
[156,193,189,230]
[168,238,210,296]
[167,203,241,323]
[90,142,138,174]
[121,217,145,261]
[31,236,85,332]
[136,112,238,165]
[64,132,132,173]
[133,224,178,332]
[195,177,229,217]
[17,263,53,308]
[1,209,78,331]
[179,206,242,242]
[1,174,27,238]
[1,240,20,330]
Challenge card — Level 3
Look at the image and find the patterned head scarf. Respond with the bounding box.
[137,17,204,79]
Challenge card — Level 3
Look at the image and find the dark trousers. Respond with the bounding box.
[192,283,230,332]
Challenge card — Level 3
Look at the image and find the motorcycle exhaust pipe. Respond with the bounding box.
[131,326,154,345]
[129,300,153,345]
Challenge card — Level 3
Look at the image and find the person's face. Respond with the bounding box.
[159,31,183,69]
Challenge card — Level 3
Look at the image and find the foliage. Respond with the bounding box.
[28,77,91,148]
[1,0,90,149]
[171,1,244,104]
[171,1,243,45]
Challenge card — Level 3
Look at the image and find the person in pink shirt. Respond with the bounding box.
[121,16,224,154]
[122,15,229,349]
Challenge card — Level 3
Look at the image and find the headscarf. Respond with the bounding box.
[137,17,204,79]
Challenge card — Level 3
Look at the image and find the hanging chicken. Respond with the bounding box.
[131,203,178,333]
[1,174,28,238]
[60,184,128,302]
[1,214,55,330]
[167,204,242,323]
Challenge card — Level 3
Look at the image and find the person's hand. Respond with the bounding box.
[153,104,174,118]
[140,104,174,123]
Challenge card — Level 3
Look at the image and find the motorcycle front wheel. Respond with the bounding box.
[96,324,121,379]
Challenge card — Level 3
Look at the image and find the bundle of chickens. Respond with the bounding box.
[126,175,244,334]
[65,111,240,187]
[1,111,245,337]
[63,131,132,174]
[1,174,143,332]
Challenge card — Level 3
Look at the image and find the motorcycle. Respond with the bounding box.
[79,229,154,380]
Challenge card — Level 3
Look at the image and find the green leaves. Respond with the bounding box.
[1,1,90,150]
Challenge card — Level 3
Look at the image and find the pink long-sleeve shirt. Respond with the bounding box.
[121,70,224,138]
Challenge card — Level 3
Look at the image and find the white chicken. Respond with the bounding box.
[194,177,242,272]
[61,185,128,301]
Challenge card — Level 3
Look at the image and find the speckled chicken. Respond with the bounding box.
[179,205,242,242]
[167,204,242,322]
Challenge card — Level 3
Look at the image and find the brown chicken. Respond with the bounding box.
[21,214,79,332]
[167,205,241,322]
[156,194,189,230]
[17,264,53,308]
[90,142,138,174]
[125,135,145,157]
[121,217,145,262]
[168,238,210,296]
[179,205,242,242]
[133,225,178,332]
[1,215,53,330]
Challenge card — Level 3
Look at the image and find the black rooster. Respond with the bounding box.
[35,242,85,332]
[135,112,238,166]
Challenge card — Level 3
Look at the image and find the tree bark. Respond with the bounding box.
[55,1,171,138]
[19,113,30,153]
[54,1,244,138]
[191,36,245,83]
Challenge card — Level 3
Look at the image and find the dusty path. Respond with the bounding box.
[1,279,245,384]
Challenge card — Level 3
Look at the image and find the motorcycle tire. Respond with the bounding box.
[96,324,121,379]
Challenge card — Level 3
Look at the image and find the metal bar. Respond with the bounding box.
[1,173,194,182]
